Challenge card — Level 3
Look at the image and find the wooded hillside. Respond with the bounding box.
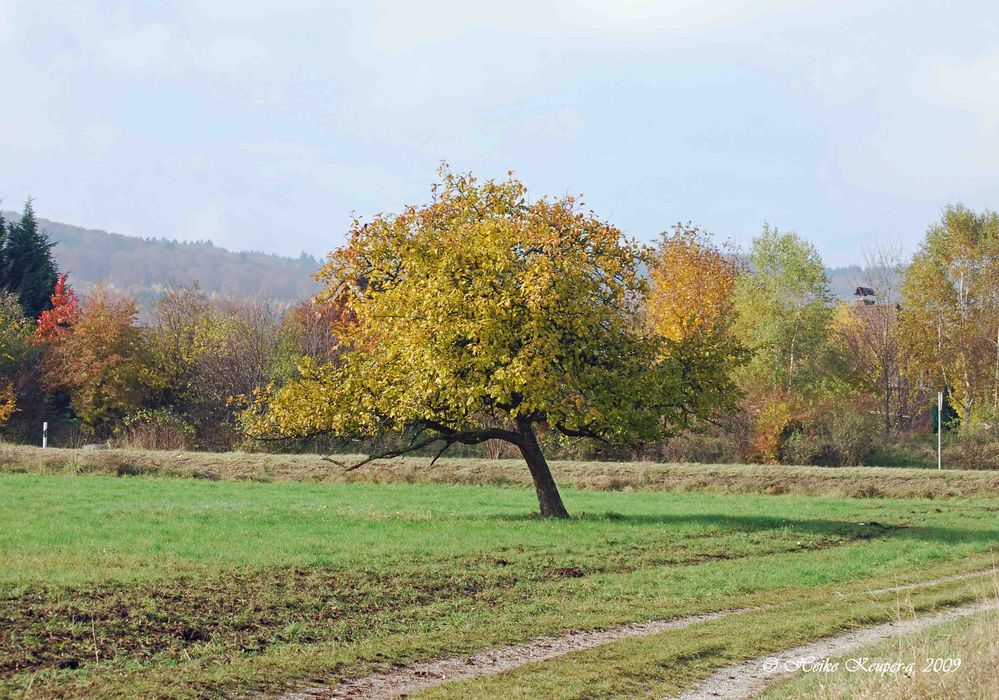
[2,212,322,306]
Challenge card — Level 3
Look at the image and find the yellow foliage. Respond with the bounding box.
[244,169,733,450]
[0,381,15,424]
[645,225,744,428]
[646,224,738,344]
[899,205,999,422]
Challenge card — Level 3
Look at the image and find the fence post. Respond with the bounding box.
[937,392,942,470]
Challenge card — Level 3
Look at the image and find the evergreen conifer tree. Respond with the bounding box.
[3,200,58,318]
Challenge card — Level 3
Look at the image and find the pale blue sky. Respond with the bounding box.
[1,1,997,266]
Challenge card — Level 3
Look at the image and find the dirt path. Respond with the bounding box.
[277,568,995,700]
[868,568,995,594]
[668,600,999,700]
[280,609,747,699]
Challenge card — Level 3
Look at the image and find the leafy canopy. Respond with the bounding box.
[647,224,739,344]
[900,204,999,422]
[246,169,697,451]
[40,287,164,434]
[733,224,834,392]
[0,292,32,378]
[646,224,743,423]
[35,275,81,344]
[0,292,32,424]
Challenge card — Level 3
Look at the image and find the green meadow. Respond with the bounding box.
[1,471,997,698]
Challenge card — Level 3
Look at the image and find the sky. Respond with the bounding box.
[1,1,997,267]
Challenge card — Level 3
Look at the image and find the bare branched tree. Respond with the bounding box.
[843,242,924,436]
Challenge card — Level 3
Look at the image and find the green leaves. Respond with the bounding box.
[733,225,834,392]
[246,169,705,449]
[0,293,32,379]
[900,205,999,422]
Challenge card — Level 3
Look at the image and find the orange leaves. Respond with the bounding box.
[34,275,81,344]
[647,224,739,344]
[40,287,160,433]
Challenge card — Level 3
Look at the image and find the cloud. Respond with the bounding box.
[0,53,69,152]
[201,34,272,72]
[81,122,118,155]
[370,0,827,51]
[98,23,272,79]
[2,0,997,265]
[100,23,175,73]
[920,50,999,167]
[171,0,339,22]
[924,51,999,119]
[516,107,585,145]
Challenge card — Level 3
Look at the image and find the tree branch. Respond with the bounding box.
[330,422,523,471]
[553,422,613,445]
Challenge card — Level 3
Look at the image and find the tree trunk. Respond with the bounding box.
[882,366,891,440]
[515,417,570,519]
[994,327,998,418]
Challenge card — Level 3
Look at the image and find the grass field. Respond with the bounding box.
[1,454,997,698]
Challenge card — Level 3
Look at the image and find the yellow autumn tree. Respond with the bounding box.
[646,224,743,427]
[0,292,33,424]
[900,205,999,425]
[647,224,738,343]
[244,169,721,518]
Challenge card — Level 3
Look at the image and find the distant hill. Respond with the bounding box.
[826,265,865,299]
[825,264,904,300]
[4,211,875,308]
[3,212,323,307]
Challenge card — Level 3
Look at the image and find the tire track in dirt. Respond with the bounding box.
[868,568,994,594]
[276,568,995,700]
[667,600,999,700]
[279,609,750,699]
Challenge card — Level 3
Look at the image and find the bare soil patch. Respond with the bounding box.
[0,565,518,676]
[280,610,747,700]
[277,569,996,700]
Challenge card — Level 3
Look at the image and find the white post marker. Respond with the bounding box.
[937,392,943,470]
[42,421,48,449]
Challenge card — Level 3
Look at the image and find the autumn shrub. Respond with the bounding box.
[643,429,742,464]
[779,399,879,466]
[743,397,796,463]
[39,287,166,436]
[943,424,999,470]
[114,409,195,451]
[820,398,880,464]
[0,292,34,429]
[0,382,15,426]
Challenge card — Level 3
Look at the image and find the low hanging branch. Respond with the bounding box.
[337,422,521,471]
